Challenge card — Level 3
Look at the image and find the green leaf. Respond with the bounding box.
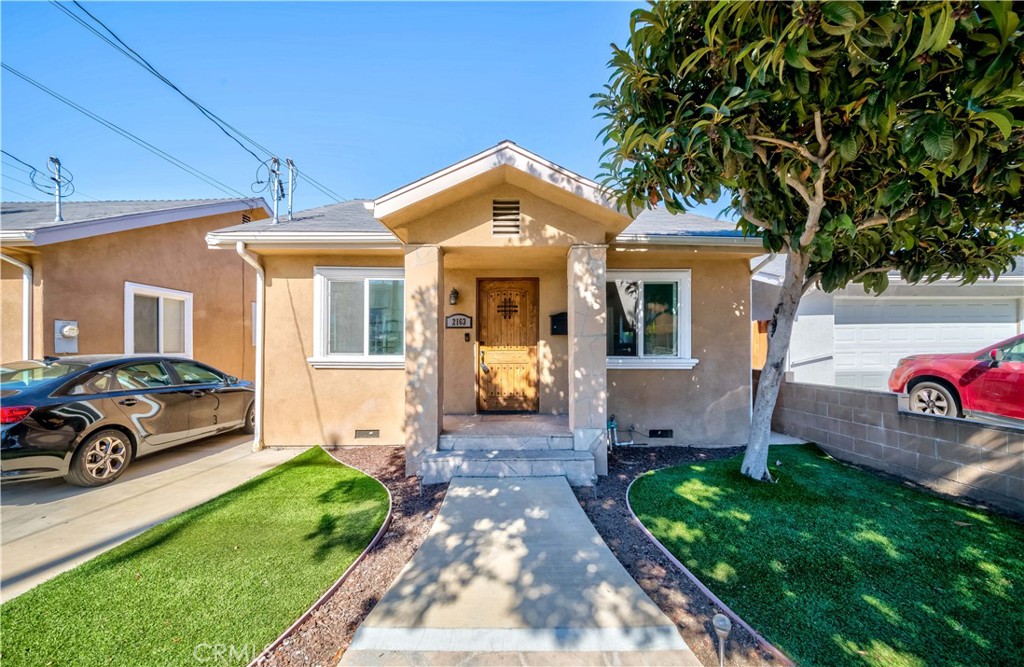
[838,135,858,161]
[974,110,1014,141]
[881,180,909,207]
[921,116,955,161]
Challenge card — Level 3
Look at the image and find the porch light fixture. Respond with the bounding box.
[449,287,459,305]
[713,613,732,667]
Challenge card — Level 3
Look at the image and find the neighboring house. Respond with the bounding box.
[206,141,762,484]
[752,255,1024,390]
[1,198,271,380]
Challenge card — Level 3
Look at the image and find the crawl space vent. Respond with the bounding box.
[492,199,521,236]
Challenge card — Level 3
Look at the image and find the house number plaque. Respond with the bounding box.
[445,313,473,328]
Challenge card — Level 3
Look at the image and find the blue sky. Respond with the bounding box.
[1,1,732,219]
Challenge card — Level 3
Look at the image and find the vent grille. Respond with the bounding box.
[241,214,251,224]
[492,200,521,236]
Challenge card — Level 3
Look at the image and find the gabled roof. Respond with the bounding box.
[0,198,271,246]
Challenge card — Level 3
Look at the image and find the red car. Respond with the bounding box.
[888,334,1024,421]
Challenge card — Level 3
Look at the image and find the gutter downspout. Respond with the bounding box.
[235,242,265,452]
[1,253,33,360]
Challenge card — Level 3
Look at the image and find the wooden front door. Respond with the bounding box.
[477,279,539,412]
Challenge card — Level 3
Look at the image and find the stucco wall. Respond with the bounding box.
[27,210,260,379]
[443,266,569,415]
[607,250,753,446]
[261,251,406,447]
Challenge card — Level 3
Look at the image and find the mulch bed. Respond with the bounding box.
[259,444,779,667]
[257,446,447,667]
[576,445,783,667]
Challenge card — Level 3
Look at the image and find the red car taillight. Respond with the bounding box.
[0,406,33,425]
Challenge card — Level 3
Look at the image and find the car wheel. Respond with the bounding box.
[909,382,960,418]
[242,402,255,435]
[64,429,132,487]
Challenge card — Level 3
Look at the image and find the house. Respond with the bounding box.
[206,141,763,484]
[753,254,1024,390]
[1,198,271,380]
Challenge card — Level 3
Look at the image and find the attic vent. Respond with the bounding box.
[492,199,521,236]
[241,214,251,224]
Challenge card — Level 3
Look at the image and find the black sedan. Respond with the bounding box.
[1,355,254,487]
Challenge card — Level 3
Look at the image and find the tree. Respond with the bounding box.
[595,1,1023,481]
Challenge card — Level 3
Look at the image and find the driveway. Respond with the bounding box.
[1,434,304,602]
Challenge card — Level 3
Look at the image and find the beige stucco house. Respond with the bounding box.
[207,142,762,484]
[1,198,270,379]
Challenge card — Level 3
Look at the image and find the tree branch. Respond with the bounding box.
[802,271,822,295]
[814,111,829,159]
[748,135,817,163]
[850,266,894,283]
[784,173,814,206]
[739,190,771,231]
[855,208,916,230]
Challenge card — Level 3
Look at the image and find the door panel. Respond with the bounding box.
[109,362,193,449]
[477,279,539,412]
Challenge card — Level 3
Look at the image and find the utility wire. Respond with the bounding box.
[2,152,100,200]
[57,1,347,204]
[1,185,46,202]
[3,63,249,199]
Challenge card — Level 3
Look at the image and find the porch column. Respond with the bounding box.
[404,245,444,477]
[567,244,608,476]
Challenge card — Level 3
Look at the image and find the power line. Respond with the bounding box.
[1,185,46,202]
[2,63,249,199]
[2,150,100,200]
[56,1,347,204]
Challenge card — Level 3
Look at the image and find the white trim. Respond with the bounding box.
[0,253,33,359]
[312,267,405,366]
[605,269,694,370]
[373,141,623,219]
[9,199,271,247]
[236,243,265,451]
[613,234,764,248]
[206,230,399,249]
[123,281,194,357]
[306,357,405,369]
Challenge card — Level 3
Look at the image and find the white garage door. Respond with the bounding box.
[834,298,1020,390]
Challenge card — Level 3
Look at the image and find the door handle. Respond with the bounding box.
[190,390,206,398]
[118,398,138,407]
[479,350,489,374]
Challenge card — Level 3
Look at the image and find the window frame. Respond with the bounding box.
[311,267,405,369]
[605,269,698,370]
[123,282,193,357]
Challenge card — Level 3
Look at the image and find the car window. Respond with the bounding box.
[115,363,173,389]
[170,361,223,385]
[65,371,120,396]
[1001,339,1024,363]
[0,361,86,387]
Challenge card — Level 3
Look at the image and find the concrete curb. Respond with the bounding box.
[625,471,795,667]
[249,447,395,667]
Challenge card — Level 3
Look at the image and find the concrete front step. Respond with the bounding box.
[341,649,700,665]
[420,449,596,486]
[438,433,575,451]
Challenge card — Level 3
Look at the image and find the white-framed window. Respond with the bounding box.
[606,270,697,369]
[311,267,405,368]
[124,282,193,356]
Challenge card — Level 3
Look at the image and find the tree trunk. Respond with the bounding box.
[742,249,810,481]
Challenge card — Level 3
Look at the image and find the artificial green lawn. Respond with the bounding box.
[0,447,389,667]
[630,444,1024,667]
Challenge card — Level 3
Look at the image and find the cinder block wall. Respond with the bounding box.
[763,374,1023,514]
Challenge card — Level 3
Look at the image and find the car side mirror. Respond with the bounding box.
[226,375,238,385]
[989,349,1005,366]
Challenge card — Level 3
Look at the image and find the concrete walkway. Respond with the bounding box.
[1,434,303,601]
[341,477,700,666]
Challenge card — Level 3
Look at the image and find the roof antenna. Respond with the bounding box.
[48,156,63,222]
[286,158,295,221]
[269,157,281,224]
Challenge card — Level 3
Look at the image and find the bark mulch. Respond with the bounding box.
[257,446,447,667]
[576,445,784,667]
[259,445,780,667]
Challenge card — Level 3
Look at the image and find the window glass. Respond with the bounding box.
[163,298,185,354]
[328,281,365,354]
[643,282,678,356]
[607,281,640,357]
[369,280,404,355]
[116,363,172,389]
[65,372,119,396]
[171,361,223,385]
[1001,338,1024,362]
[0,362,86,387]
[133,295,159,354]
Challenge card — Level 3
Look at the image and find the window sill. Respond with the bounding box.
[307,357,404,369]
[607,357,700,370]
